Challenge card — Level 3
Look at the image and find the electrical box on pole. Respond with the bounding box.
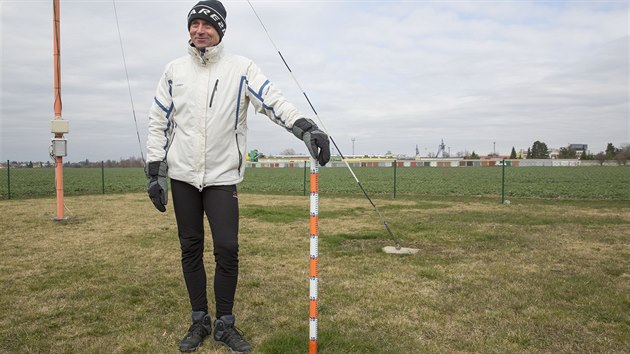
[51,118,69,157]
[51,119,69,134]
[50,118,70,157]
[51,138,67,157]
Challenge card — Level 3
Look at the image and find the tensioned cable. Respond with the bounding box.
[113,0,145,165]
[247,1,402,249]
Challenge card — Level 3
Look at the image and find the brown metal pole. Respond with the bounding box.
[53,0,64,219]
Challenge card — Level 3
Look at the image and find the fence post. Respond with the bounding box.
[393,159,397,198]
[6,160,10,200]
[501,159,505,204]
[101,161,105,194]
[303,160,307,196]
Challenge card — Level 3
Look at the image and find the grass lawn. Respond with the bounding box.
[0,193,629,353]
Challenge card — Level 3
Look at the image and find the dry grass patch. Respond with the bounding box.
[1,193,629,353]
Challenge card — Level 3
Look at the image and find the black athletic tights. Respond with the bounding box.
[171,179,239,319]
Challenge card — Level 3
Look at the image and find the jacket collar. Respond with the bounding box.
[188,41,224,65]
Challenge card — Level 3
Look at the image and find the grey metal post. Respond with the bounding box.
[303,160,307,196]
[6,160,10,200]
[101,161,105,194]
[501,159,506,204]
[393,160,397,198]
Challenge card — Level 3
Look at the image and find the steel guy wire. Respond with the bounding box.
[246,1,402,249]
[113,0,146,166]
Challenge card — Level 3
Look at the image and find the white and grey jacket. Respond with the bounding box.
[146,42,303,189]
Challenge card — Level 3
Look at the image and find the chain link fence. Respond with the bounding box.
[1,159,628,201]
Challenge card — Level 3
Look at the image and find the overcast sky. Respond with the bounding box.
[1,0,628,162]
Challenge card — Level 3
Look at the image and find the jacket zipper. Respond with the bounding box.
[235,133,243,174]
[209,79,219,108]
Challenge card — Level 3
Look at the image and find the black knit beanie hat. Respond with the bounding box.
[187,1,227,40]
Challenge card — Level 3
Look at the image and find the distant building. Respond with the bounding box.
[569,144,588,156]
[550,144,588,159]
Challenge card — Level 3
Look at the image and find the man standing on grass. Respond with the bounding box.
[144,1,330,352]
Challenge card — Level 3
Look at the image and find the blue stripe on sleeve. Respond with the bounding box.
[246,79,286,126]
[258,80,269,96]
[157,79,175,154]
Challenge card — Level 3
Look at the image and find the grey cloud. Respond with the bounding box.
[1,1,627,161]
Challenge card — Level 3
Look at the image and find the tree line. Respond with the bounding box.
[2,157,145,169]
[4,142,629,168]
[524,141,629,165]
[459,142,629,165]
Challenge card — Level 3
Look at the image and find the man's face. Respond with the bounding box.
[189,19,220,48]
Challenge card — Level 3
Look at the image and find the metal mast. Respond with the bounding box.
[52,0,69,220]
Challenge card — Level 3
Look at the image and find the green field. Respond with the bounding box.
[1,166,628,200]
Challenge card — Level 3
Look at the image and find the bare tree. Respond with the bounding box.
[595,152,607,166]
[615,144,630,165]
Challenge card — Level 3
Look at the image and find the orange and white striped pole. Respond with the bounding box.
[309,157,319,354]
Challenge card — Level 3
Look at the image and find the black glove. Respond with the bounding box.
[291,118,331,166]
[145,161,168,212]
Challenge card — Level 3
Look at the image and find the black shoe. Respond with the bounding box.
[213,315,252,353]
[179,311,212,352]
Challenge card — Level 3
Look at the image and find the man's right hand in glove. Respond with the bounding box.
[145,161,168,212]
